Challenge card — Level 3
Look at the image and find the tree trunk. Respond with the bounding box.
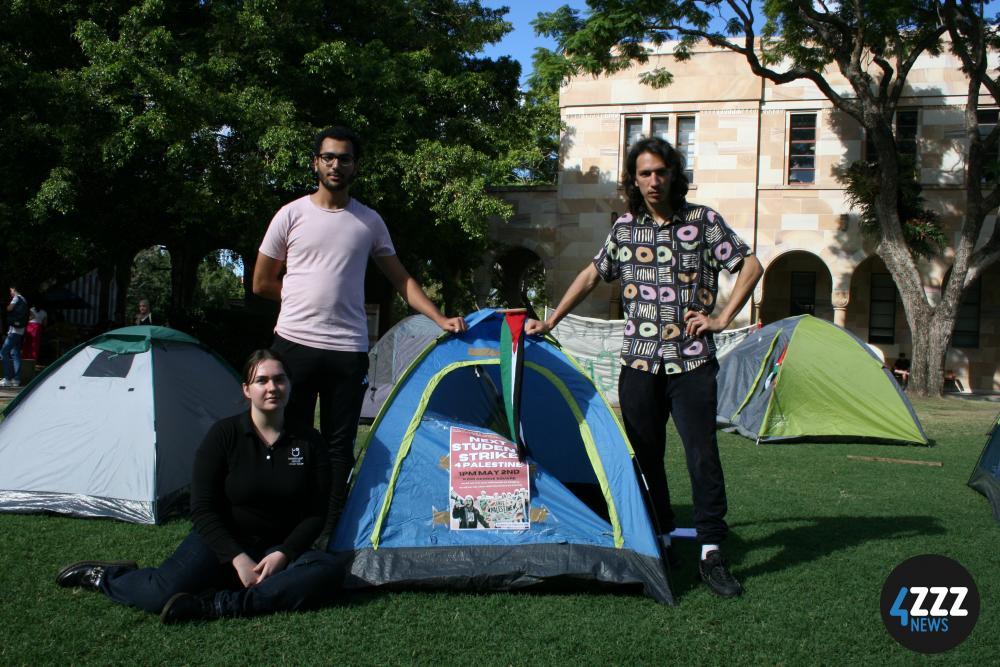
[113,256,132,326]
[438,266,462,319]
[168,241,202,330]
[96,263,114,328]
[240,246,255,305]
[898,291,959,397]
[867,141,950,398]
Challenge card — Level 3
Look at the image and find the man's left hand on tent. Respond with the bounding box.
[438,317,467,334]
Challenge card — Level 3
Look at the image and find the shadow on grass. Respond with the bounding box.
[731,514,945,577]
[665,514,945,599]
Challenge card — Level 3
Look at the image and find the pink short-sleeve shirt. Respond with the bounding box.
[259,196,395,351]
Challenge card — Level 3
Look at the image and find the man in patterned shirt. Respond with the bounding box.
[526,137,762,598]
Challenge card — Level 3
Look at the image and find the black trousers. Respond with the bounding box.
[271,335,369,529]
[618,359,728,545]
[101,530,338,616]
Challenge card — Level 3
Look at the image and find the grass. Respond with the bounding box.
[1,396,998,665]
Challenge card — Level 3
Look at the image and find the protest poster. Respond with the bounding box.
[449,426,530,530]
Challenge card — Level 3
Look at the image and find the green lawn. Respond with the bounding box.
[1,397,997,665]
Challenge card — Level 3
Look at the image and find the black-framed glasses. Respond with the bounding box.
[316,152,355,166]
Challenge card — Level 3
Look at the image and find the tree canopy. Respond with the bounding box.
[535,0,1000,395]
[1,0,554,321]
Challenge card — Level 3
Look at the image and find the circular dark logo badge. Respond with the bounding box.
[880,554,980,654]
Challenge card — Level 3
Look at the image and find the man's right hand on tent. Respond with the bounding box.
[232,552,260,588]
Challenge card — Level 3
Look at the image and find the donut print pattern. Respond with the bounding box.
[591,204,751,374]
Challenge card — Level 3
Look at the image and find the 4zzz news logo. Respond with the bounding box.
[888,584,970,633]
[880,555,980,654]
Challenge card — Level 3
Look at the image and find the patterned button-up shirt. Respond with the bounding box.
[592,203,752,375]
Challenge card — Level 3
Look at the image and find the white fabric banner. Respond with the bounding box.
[546,308,757,407]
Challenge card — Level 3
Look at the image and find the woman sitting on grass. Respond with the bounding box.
[56,349,338,623]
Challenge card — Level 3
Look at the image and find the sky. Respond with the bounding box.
[479,1,590,86]
[481,1,1000,87]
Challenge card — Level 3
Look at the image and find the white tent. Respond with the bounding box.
[362,311,758,414]
[0,326,246,524]
[360,314,443,423]
[544,310,758,406]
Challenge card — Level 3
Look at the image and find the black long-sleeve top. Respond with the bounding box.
[190,412,331,564]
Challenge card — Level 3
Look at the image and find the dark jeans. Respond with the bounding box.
[271,335,368,529]
[618,359,728,544]
[100,530,339,616]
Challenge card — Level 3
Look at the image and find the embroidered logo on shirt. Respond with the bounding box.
[288,447,304,466]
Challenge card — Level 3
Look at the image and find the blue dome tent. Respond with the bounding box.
[328,309,672,604]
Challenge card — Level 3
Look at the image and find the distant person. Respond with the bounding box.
[1,285,28,387]
[22,304,47,361]
[253,125,466,533]
[134,299,153,326]
[943,369,965,393]
[526,137,762,598]
[892,353,910,388]
[56,349,339,623]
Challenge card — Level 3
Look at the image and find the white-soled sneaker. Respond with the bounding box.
[699,550,744,598]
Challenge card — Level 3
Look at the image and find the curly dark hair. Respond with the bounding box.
[623,137,688,217]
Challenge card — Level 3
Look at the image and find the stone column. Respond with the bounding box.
[832,290,850,328]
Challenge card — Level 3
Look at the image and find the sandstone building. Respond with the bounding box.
[493,41,999,393]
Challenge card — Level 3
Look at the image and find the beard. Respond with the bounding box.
[319,170,355,193]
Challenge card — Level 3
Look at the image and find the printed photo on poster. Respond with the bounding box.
[449,426,530,530]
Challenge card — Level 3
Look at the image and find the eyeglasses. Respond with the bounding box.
[316,152,355,166]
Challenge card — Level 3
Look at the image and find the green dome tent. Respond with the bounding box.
[716,316,927,445]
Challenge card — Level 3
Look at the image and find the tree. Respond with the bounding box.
[2,1,555,327]
[535,0,1000,396]
[127,246,172,323]
[193,250,244,314]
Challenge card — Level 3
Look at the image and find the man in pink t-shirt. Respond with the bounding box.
[253,126,466,531]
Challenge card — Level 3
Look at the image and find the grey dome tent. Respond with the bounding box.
[716,316,927,445]
[0,326,246,523]
[360,314,442,423]
[969,413,1000,523]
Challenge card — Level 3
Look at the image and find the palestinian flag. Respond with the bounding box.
[500,310,528,459]
[764,344,789,390]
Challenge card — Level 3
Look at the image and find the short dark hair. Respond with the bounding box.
[242,348,287,385]
[313,126,362,161]
[623,137,689,216]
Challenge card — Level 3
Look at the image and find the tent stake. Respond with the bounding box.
[847,455,942,467]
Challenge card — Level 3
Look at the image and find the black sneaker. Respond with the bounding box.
[55,560,137,591]
[160,592,217,624]
[698,550,743,598]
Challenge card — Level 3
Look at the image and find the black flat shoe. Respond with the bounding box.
[55,560,137,591]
